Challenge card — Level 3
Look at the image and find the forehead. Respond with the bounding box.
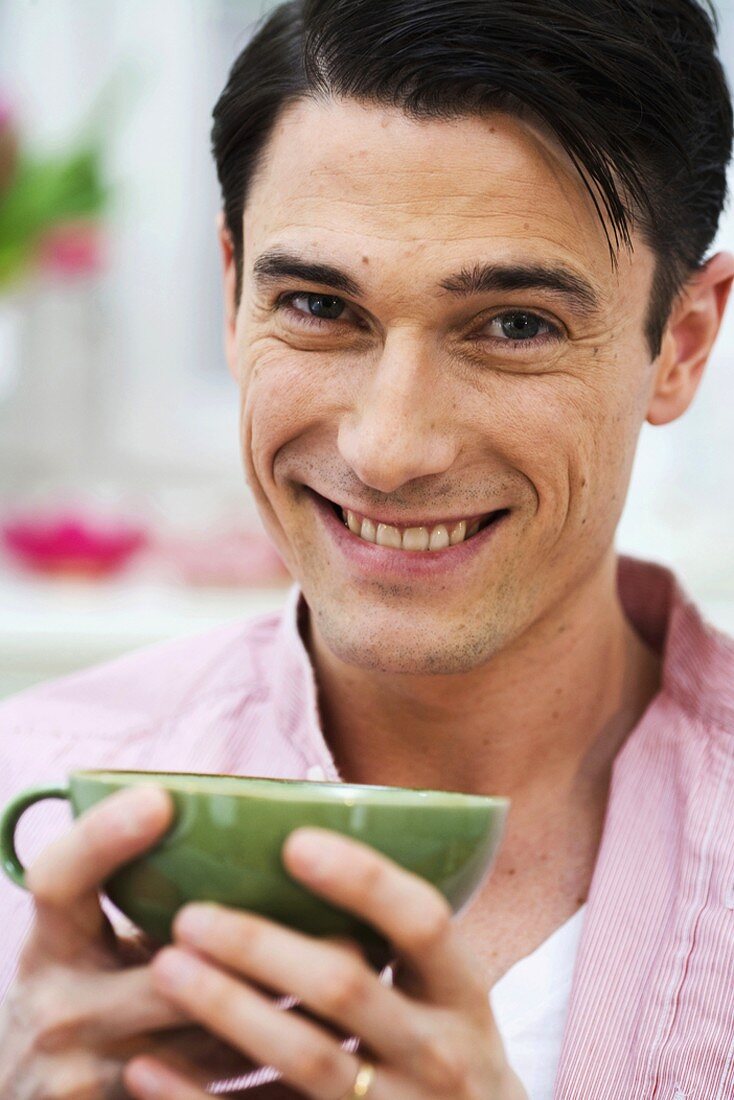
[244,97,647,295]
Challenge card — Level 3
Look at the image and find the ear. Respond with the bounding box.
[217,210,239,383]
[646,251,734,426]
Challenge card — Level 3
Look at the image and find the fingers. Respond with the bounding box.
[141,1026,262,1087]
[124,1058,210,1099]
[24,961,258,1086]
[20,1049,127,1100]
[282,829,482,1007]
[125,1057,418,1100]
[23,964,187,1052]
[146,947,362,1099]
[170,906,432,1077]
[24,786,174,952]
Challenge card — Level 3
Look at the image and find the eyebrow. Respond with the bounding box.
[252,249,602,316]
[438,262,601,315]
[253,251,362,297]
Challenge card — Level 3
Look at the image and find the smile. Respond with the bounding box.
[328,500,509,552]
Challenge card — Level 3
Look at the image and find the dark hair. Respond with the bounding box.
[211,0,732,358]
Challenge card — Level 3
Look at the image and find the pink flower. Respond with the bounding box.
[1,511,148,578]
[36,220,106,278]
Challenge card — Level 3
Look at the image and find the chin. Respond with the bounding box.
[311,600,501,676]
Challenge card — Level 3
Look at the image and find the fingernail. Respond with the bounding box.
[286,829,335,874]
[153,947,198,990]
[112,787,169,837]
[127,1060,165,1097]
[175,903,216,942]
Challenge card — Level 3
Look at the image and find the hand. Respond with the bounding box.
[0,786,265,1098]
[122,828,528,1099]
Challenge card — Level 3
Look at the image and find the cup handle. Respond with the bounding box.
[0,784,70,889]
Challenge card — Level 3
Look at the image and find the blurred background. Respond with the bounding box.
[0,0,732,700]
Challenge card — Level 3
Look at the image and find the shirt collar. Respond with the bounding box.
[617,554,734,730]
[271,583,344,778]
[270,555,734,774]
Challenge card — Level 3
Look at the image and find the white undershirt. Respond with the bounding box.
[302,767,586,1099]
[489,904,587,1100]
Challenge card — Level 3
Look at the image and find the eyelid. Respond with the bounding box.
[276,290,360,326]
[480,306,564,332]
[472,309,565,352]
[276,291,564,347]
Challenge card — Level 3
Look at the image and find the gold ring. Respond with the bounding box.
[340,1060,376,1098]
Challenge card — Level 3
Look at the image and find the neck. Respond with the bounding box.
[304,550,662,809]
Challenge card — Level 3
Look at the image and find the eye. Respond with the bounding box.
[278,292,353,326]
[483,310,561,344]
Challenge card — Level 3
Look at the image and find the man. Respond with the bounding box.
[1,0,733,1096]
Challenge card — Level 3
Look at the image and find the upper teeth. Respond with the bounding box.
[341,508,484,551]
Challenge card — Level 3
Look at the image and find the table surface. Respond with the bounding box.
[0,572,290,698]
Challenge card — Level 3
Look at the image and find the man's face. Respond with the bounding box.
[228,98,658,674]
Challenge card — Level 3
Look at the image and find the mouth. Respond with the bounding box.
[319,494,510,552]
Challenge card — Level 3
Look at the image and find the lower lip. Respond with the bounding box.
[310,491,509,579]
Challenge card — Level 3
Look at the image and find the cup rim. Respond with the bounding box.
[74,769,510,808]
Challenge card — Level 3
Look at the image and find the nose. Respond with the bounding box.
[337,333,458,495]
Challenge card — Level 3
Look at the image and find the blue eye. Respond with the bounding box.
[488,311,557,341]
[285,293,346,322]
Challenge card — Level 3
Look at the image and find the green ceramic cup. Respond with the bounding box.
[0,770,509,960]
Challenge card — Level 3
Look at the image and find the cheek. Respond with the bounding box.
[241,345,347,487]
[492,374,640,533]
[243,348,300,444]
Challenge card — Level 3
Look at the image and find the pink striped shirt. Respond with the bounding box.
[1,554,733,1097]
